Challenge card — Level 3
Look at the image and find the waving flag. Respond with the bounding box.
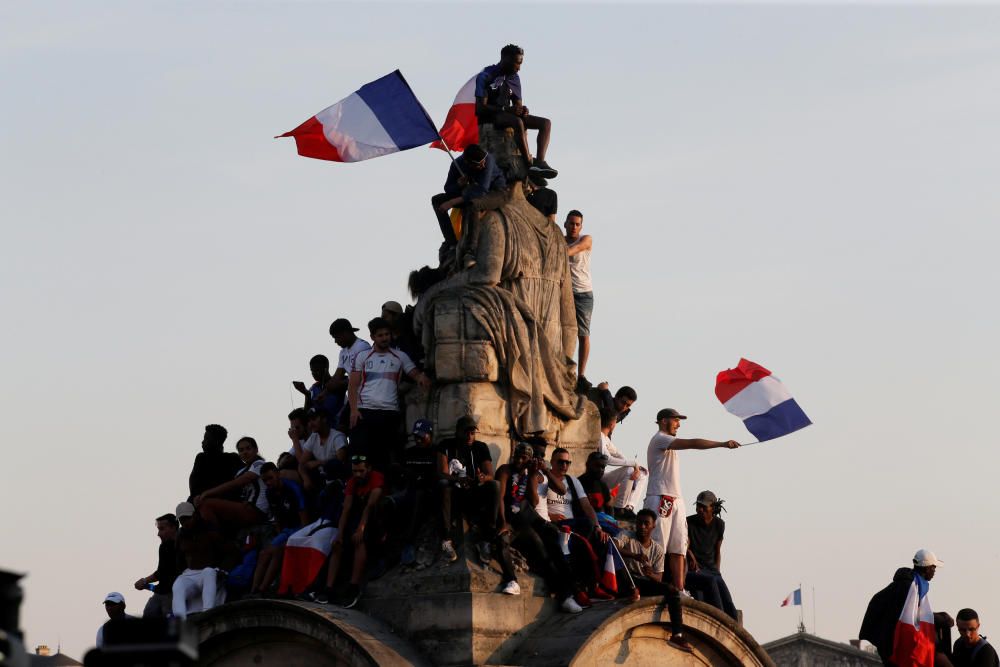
[891,574,936,667]
[278,70,439,162]
[716,359,811,442]
[431,74,478,152]
[780,587,802,607]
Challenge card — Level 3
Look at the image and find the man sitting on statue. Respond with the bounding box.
[430,143,507,270]
[474,43,557,179]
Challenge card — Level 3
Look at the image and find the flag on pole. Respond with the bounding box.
[278,70,439,163]
[890,574,936,667]
[780,588,802,607]
[600,548,618,594]
[715,358,812,442]
[431,74,478,152]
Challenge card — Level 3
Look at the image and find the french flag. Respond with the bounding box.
[780,588,802,607]
[278,70,439,163]
[715,359,811,442]
[600,548,618,594]
[277,519,337,595]
[890,574,936,667]
[431,75,478,152]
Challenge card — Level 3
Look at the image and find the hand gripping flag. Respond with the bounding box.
[431,74,478,152]
[891,574,936,667]
[715,359,811,442]
[278,70,439,162]
[780,587,802,607]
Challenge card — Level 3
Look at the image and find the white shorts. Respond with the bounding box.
[644,494,687,556]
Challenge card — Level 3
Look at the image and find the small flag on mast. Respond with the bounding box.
[781,588,802,607]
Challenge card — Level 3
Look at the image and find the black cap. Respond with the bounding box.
[655,408,687,422]
[528,172,548,187]
[696,490,718,507]
[329,318,358,335]
[455,415,478,433]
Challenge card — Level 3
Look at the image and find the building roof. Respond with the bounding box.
[763,631,881,663]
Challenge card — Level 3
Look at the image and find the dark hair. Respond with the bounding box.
[551,447,569,457]
[501,44,523,59]
[463,143,487,163]
[288,407,308,423]
[309,354,330,369]
[636,509,657,523]
[236,436,258,451]
[368,317,391,335]
[599,407,616,429]
[156,513,179,528]
[409,265,446,299]
[204,424,228,448]
[567,210,583,220]
[259,462,279,475]
[615,386,638,402]
[957,608,980,622]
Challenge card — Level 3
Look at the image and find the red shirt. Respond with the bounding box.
[345,470,385,499]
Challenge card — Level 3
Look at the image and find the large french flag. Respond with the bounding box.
[431,75,478,152]
[715,359,811,442]
[277,519,337,595]
[279,70,439,162]
[890,574,936,667]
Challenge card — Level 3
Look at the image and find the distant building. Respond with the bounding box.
[31,644,83,666]
[763,630,881,667]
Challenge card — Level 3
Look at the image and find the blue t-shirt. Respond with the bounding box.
[474,64,522,109]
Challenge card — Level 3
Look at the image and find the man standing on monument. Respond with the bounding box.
[474,44,557,178]
[564,210,593,390]
[328,318,371,406]
[644,408,740,593]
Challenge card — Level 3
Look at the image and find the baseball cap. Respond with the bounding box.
[412,419,433,436]
[528,173,548,187]
[913,549,943,567]
[103,592,125,605]
[329,318,359,334]
[696,490,718,507]
[175,502,195,519]
[381,301,404,315]
[455,415,478,433]
[656,408,687,422]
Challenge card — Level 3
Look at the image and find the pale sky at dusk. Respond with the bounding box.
[3,1,999,660]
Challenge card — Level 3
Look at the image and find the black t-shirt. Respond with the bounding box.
[154,540,182,594]
[954,638,1000,667]
[527,187,558,217]
[437,438,493,485]
[686,514,725,570]
[403,446,439,489]
[188,451,242,500]
[577,471,613,513]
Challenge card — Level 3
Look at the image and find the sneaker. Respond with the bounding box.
[477,541,492,565]
[560,596,584,614]
[501,580,521,596]
[669,634,694,653]
[401,544,416,566]
[680,589,694,599]
[341,584,362,609]
[308,589,331,605]
[574,591,593,609]
[441,539,458,563]
[591,587,615,602]
[529,158,558,179]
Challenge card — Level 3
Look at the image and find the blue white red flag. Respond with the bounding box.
[890,574,936,667]
[431,74,478,152]
[279,70,439,162]
[715,359,811,442]
[780,588,802,607]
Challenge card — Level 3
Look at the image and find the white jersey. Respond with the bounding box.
[237,459,270,514]
[338,338,371,373]
[567,236,593,293]
[353,348,416,410]
[646,432,682,498]
[535,475,586,521]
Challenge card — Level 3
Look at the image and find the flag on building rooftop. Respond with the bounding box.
[431,74,478,152]
[780,587,802,607]
[278,70,439,163]
[715,358,812,442]
[890,574,936,667]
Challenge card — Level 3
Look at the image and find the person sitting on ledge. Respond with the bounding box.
[171,502,227,619]
[526,172,557,223]
[430,143,507,269]
[296,407,348,496]
[474,43,557,179]
[249,463,309,596]
[292,354,342,422]
[188,424,241,502]
[685,490,737,620]
[394,419,443,568]
[597,408,648,520]
[193,436,270,534]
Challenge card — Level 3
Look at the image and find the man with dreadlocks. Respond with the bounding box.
[685,490,737,619]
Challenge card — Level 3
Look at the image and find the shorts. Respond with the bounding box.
[574,291,594,337]
[644,494,687,555]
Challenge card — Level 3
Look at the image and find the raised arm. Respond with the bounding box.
[669,438,740,451]
[566,235,592,256]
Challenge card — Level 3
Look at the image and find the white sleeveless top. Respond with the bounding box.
[567,236,593,293]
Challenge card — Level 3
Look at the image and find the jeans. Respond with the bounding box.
[686,567,737,620]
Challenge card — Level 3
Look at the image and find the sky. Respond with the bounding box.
[3,1,999,660]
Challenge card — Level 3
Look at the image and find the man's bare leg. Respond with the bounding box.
[668,553,686,591]
[578,335,590,378]
[523,115,551,162]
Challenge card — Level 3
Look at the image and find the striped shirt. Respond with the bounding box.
[353,348,416,411]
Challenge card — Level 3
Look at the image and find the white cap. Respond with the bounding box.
[913,549,943,567]
[175,501,195,519]
[103,592,125,604]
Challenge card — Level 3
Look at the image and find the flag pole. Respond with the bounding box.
[799,583,805,632]
[609,539,637,591]
[812,586,817,635]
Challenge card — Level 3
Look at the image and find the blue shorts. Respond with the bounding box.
[271,528,296,547]
[574,291,594,337]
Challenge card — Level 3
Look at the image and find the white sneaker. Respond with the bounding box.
[441,540,458,563]
[561,596,584,614]
[680,589,694,599]
[501,580,521,596]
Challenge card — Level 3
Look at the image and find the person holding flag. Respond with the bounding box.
[644,408,740,595]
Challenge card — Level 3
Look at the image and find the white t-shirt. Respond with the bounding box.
[600,432,632,468]
[302,430,347,462]
[646,432,682,497]
[535,475,586,521]
[338,338,371,373]
[353,348,416,410]
[567,236,593,293]
[237,459,270,514]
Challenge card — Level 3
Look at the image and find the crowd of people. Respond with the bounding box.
[99,43,752,656]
